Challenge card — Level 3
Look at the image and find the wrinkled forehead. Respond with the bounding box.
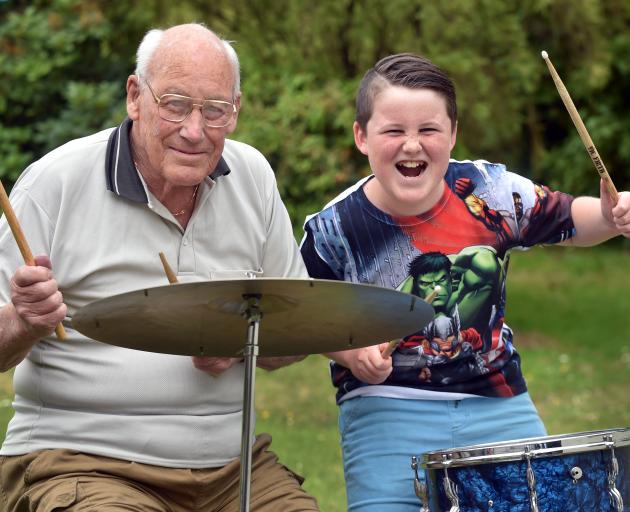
[148,38,235,96]
[151,34,227,73]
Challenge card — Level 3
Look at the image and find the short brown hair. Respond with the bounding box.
[355,53,457,131]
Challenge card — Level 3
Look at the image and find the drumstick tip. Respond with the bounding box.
[541,50,549,60]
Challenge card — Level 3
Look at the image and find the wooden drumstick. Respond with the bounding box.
[158,251,179,284]
[160,252,233,374]
[541,50,619,203]
[382,285,440,359]
[0,179,66,340]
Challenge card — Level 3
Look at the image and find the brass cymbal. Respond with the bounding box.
[72,278,434,357]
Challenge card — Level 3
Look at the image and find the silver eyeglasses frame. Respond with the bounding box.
[140,76,237,128]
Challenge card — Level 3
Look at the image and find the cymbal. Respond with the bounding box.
[72,278,434,357]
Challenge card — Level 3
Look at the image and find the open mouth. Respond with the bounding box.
[396,160,427,178]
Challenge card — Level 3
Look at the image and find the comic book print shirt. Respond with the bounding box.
[300,160,575,403]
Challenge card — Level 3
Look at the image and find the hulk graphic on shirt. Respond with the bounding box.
[392,247,502,383]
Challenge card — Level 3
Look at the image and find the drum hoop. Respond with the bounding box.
[422,428,630,469]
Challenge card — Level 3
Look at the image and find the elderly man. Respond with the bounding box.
[0,23,318,511]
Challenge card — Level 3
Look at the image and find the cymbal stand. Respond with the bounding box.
[239,294,262,512]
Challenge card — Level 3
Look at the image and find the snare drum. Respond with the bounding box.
[414,428,629,512]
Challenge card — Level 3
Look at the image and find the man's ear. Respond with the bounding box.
[225,93,241,135]
[126,75,141,120]
[353,121,368,156]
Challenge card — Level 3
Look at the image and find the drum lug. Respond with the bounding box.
[412,456,430,512]
[605,435,624,512]
[570,466,583,482]
[441,455,460,512]
[524,446,540,512]
[421,429,629,512]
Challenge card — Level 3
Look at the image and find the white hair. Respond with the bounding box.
[134,25,241,97]
[221,39,241,96]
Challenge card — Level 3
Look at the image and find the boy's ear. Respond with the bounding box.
[353,121,369,156]
[450,121,458,151]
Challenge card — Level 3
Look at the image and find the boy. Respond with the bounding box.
[300,53,630,511]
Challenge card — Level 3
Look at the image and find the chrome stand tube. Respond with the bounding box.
[239,295,262,512]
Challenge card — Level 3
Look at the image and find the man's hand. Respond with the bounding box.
[192,356,241,376]
[256,355,307,371]
[192,354,308,375]
[11,255,66,339]
[0,255,66,372]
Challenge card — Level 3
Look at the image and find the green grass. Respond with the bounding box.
[1,246,628,511]
[506,245,630,432]
[257,245,630,510]
[0,375,13,442]
[255,356,345,510]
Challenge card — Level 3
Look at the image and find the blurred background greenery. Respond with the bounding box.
[1,1,629,510]
[2,0,630,220]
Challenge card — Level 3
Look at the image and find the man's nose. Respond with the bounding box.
[180,107,205,140]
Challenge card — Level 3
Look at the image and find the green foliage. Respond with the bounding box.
[34,81,127,153]
[0,0,156,183]
[1,0,629,218]
[221,0,630,224]
[236,73,360,226]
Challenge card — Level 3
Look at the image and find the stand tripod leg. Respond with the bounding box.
[239,295,262,512]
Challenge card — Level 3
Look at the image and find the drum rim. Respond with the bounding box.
[422,428,630,469]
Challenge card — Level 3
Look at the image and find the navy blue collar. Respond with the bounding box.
[105,117,231,203]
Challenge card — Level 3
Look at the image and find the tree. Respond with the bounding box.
[0,0,164,182]
[2,0,628,223]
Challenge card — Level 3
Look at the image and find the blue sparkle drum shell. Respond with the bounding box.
[421,428,630,512]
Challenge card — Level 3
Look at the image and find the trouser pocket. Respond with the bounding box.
[15,478,78,512]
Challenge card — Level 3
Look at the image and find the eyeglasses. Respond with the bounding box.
[143,78,236,128]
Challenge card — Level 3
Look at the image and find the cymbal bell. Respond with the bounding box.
[72,278,434,357]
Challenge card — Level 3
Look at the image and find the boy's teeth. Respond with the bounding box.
[396,161,427,177]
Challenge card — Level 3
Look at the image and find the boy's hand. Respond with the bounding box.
[601,180,630,237]
[342,344,393,384]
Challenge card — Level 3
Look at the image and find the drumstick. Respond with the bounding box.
[382,285,440,359]
[158,252,179,283]
[0,179,66,340]
[159,252,230,374]
[541,50,619,203]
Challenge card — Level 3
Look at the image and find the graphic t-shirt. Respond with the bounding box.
[301,160,575,403]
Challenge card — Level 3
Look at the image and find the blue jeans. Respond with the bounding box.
[339,393,546,511]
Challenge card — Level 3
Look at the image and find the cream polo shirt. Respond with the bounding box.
[0,118,307,467]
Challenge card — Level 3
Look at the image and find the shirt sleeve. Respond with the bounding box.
[0,184,54,306]
[511,176,575,247]
[260,175,308,279]
[299,217,340,281]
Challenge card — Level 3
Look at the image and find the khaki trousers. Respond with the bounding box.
[0,434,319,512]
